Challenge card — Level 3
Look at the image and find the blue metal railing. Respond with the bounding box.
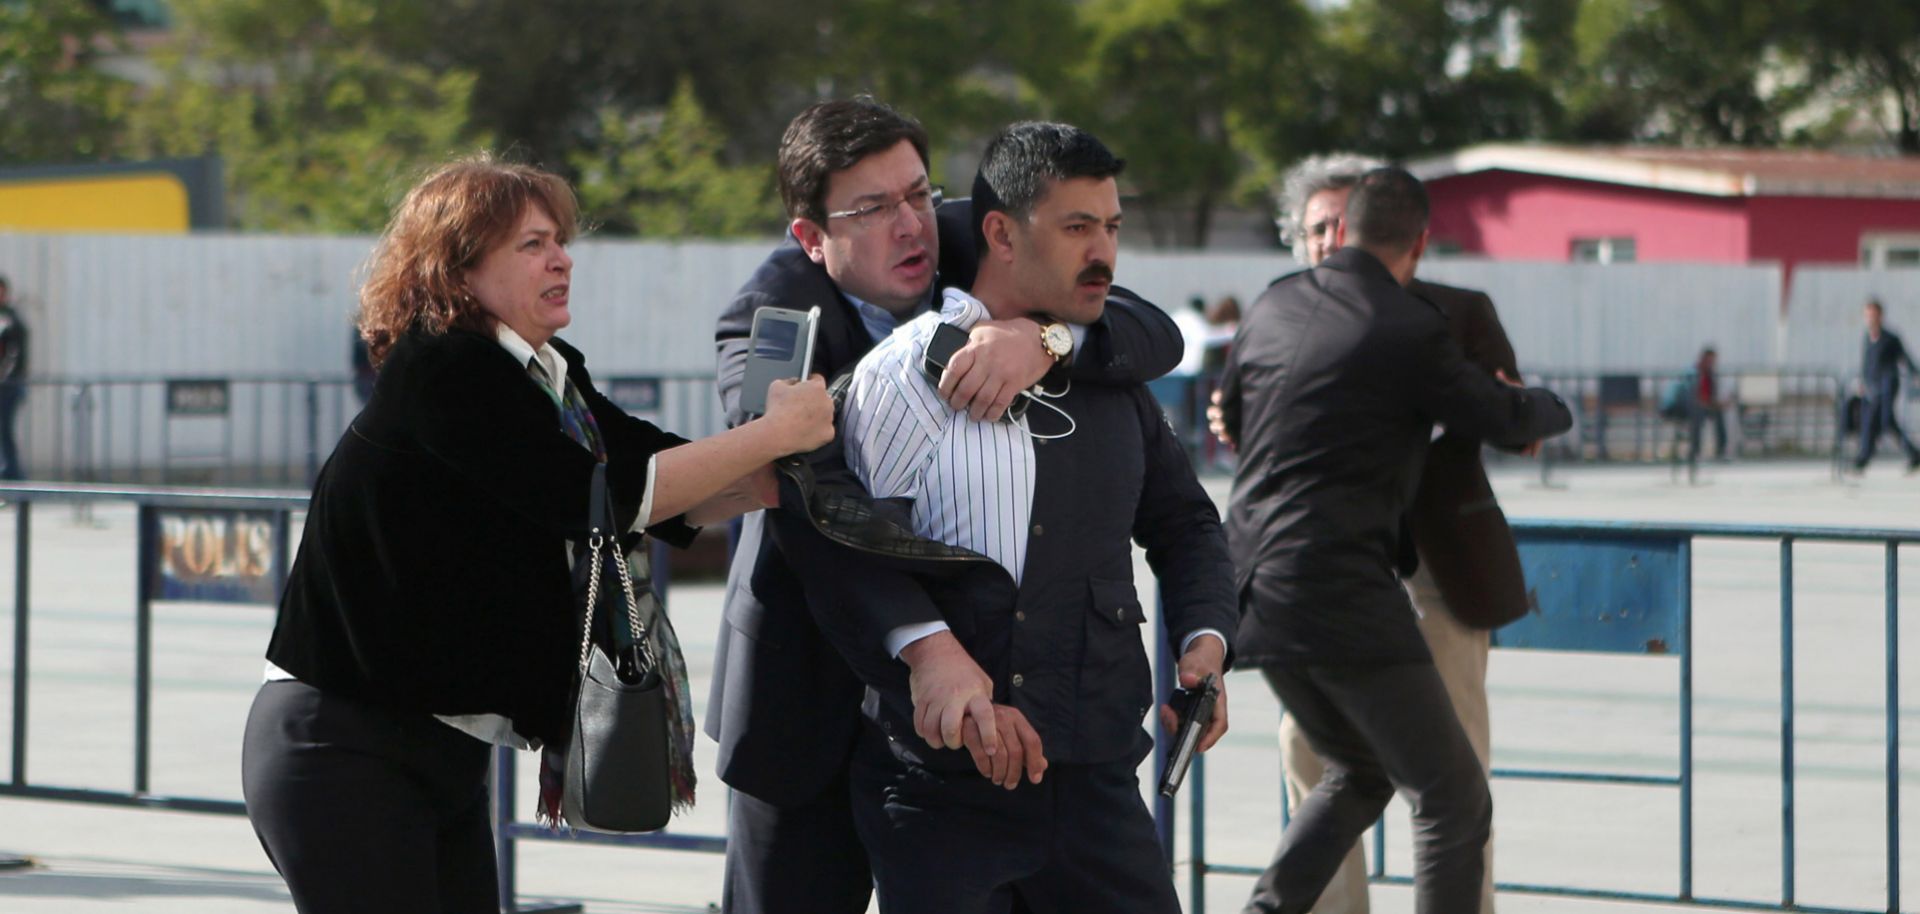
[7,482,1914,912]
[1159,518,1919,914]
[0,482,726,914]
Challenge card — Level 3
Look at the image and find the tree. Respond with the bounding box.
[126,0,480,231]
[0,0,131,162]
[1295,0,1560,158]
[571,80,783,238]
[801,0,1080,156]
[1794,0,1920,152]
[1060,0,1318,247]
[1518,0,1812,146]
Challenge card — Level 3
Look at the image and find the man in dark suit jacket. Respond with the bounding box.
[706,99,1184,914]
[1219,167,1571,914]
[817,119,1235,914]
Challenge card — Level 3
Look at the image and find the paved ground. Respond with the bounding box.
[2,456,1918,913]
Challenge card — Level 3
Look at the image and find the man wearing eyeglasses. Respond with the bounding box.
[804,118,1234,914]
[707,98,1184,914]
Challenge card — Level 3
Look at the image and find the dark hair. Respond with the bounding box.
[1207,295,1241,326]
[971,121,1126,251]
[777,97,929,224]
[1344,166,1429,253]
[358,155,579,367]
[0,274,9,292]
[1867,297,1886,315]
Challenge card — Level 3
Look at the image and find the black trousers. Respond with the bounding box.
[851,724,1177,914]
[1686,402,1727,461]
[242,680,499,914]
[1245,662,1491,914]
[724,772,874,914]
[1855,387,1919,467]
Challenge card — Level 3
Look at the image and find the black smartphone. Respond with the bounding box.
[920,322,1035,423]
[920,321,968,383]
[1157,673,1219,798]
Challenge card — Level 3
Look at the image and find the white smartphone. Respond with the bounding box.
[739,305,820,417]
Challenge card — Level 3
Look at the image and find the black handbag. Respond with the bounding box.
[560,463,673,833]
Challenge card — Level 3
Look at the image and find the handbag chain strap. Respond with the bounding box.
[576,527,656,676]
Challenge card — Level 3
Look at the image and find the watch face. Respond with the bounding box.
[1043,324,1072,355]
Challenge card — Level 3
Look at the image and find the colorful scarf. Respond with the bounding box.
[527,358,698,827]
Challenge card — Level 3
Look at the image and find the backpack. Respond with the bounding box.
[1659,374,1692,421]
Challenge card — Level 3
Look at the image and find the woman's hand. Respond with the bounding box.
[761,375,836,454]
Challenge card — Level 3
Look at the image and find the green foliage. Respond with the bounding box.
[0,0,132,161]
[124,0,479,231]
[1523,0,1811,146]
[1061,0,1317,245]
[15,0,1920,239]
[803,0,1081,153]
[1791,0,1920,152]
[571,80,783,238]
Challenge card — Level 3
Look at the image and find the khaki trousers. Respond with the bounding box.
[1277,564,1495,914]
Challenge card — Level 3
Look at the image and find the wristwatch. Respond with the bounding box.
[1039,321,1073,363]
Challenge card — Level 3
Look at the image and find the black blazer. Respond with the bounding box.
[1219,248,1571,666]
[1403,279,1529,628]
[267,325,695,748]
[814,375,1238,772]
[705,204,1185,805]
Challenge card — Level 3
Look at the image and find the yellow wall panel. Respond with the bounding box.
[0,174,191,232]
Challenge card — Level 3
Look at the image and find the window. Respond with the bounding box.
[1571,237,1636,264]
[1862,233,1920,269]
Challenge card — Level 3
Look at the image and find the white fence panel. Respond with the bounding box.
[12,231,1917,477]
[1415,260,1782,374]
[1783,268,1920,382]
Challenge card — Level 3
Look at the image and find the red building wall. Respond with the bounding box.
[1746,196,1920,270]
[1425,170,1748,262]
[1426,170,1920,280]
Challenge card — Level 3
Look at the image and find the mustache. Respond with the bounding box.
[1076,263,1114,285]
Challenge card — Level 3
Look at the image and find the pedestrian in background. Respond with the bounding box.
[1852,297,1920,474]
[0,275,28,481]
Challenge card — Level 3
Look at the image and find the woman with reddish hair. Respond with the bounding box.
[242,156,834,913]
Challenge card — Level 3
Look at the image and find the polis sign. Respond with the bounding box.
[151,510,283,604]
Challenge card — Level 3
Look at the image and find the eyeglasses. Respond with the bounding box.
[826,185,944,229]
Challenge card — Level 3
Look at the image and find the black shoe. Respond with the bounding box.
[1907,455,1920,475]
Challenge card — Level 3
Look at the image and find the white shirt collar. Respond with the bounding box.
[494,323,570,393]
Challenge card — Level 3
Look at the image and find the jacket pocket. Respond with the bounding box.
[1089,577,1147,629]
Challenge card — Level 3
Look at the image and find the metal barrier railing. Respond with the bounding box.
[2,373,723,487]
[1,483,303,820]
[0,481,726,914]
[1527,370,1854,485]
[9,481,1912,912]
[1143,368,1868,481]
[1165,518,1919,914]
